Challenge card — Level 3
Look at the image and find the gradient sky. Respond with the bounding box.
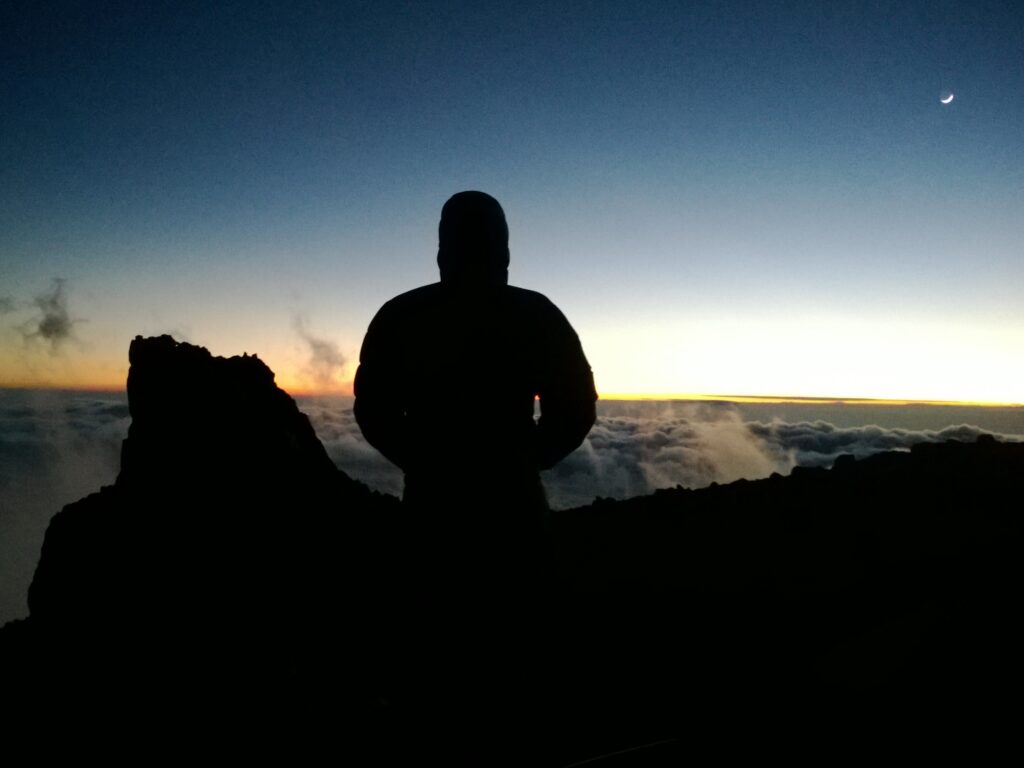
[2,0,1022,402]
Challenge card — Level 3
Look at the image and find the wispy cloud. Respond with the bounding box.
[19,278,79,352]
[292,315,347,391]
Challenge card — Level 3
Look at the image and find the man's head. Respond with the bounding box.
[437,191,510,287]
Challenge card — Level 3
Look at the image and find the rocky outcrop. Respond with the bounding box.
[3,335,1020,760]
[4,336,402,739]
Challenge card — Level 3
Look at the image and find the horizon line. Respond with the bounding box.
[2,383,1022,408]
[596,393,1024,408]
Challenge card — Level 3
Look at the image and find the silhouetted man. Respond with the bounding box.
[353,191,595,754]
[354,191,596,569]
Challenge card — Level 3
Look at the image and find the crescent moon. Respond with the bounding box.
[940,93,955,104]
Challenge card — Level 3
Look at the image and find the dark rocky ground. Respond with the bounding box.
[2,336,1019,764]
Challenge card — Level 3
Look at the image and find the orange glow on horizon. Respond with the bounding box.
[3,379,1021,409]
[276,381,354,398]
[0,372,127,392]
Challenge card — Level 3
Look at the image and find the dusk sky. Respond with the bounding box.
[2,0,1022,402]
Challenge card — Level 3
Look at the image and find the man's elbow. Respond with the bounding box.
[354,394,408,471]
[536,399,597,470]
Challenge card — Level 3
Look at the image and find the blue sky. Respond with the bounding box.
[2,0,1022,400]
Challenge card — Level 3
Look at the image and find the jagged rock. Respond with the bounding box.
[5,336,402,739]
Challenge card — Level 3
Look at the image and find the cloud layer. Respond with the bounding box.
[299,398,1023,509]
[2,392,1020,625]
[0,390,129,624]
[746,420,999,468]
[544,403,788,507]
[298,398,404,498]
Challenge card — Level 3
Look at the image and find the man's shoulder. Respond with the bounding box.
[372,283,443,319]
[379,283,558,309]
[506,286,578,331]
[372,283,567,325]
[504,285,560,312]
[382,282,443,306]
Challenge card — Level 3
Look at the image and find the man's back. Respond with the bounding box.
[355,280,595,500]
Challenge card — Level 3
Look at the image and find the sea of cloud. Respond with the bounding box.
[299,397,1023,508]
[2,390,1021,625]
[0,390,130,624]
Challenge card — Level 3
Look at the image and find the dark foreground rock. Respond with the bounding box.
[2,336,1020,763]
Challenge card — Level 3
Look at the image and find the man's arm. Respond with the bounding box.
[535,301,597,470]
[353,305,410,471]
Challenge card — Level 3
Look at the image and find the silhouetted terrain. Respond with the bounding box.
[3,336,1019,763]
